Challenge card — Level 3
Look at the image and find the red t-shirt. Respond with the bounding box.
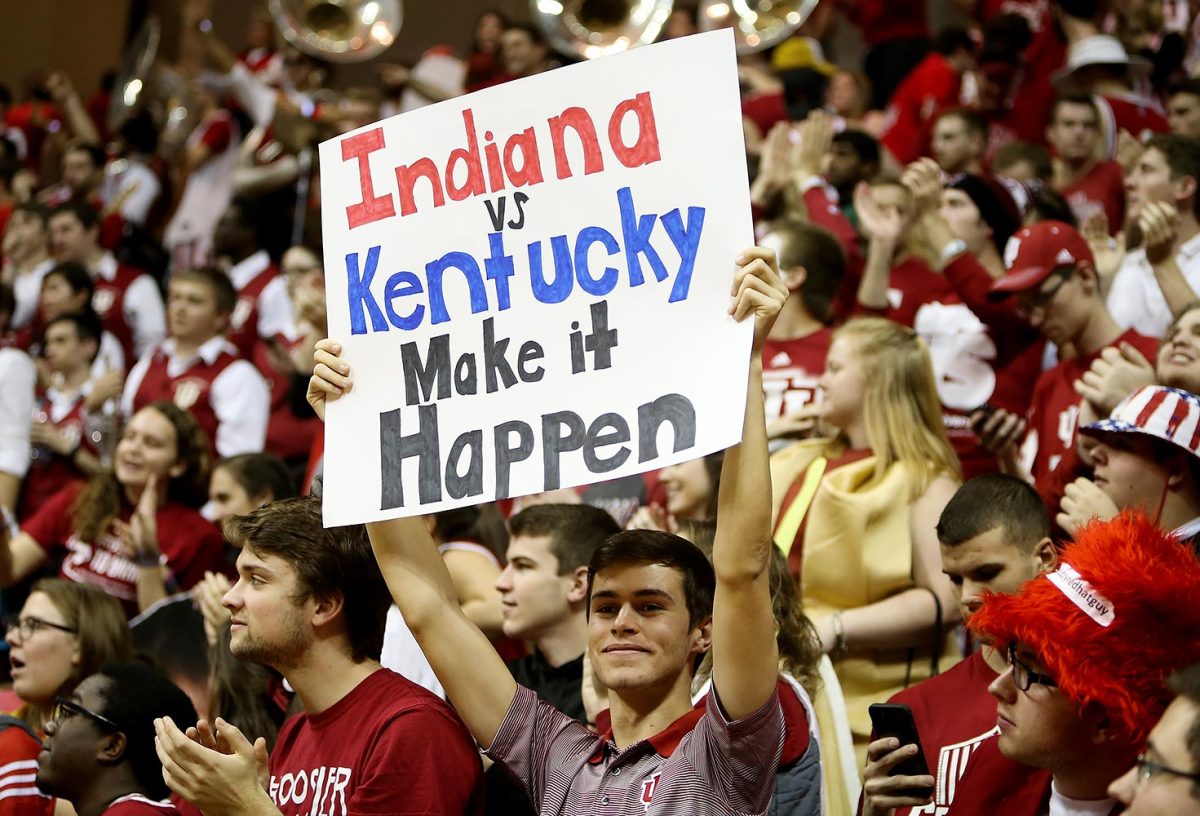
[763,329,833,420]
[21,483,225,619]
[268,669,485,816]
[945,734,1054,815]
[1025,329,1158,481]
[103,795,178,816]
[919,255,1045,479]
[886,650,1034,815]
[0,723,54,816]
[874,256,956,329]
[1060,161,1125,235]
[880,54,962,165]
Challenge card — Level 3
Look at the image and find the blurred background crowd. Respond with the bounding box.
[0,0,1199,814]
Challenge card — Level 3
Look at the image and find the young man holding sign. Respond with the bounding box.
[309,246,789,814]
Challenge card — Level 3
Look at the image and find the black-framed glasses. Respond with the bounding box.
[5,616,77,641]
[1135,753,1200,786]
[1007,644,1058,692]
[52,697,119,731]
[1015,267,1075,320]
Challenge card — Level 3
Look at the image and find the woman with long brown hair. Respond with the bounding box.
[0,401,225,616]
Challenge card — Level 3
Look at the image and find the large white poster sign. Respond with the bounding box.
[318,30,753,525]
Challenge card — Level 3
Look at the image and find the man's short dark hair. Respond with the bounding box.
[65,142,106,171]
[935,107,988,140]
[509,504,621,574]
[45,261,94,299]
[1169,77,1200,101]
[831,129,881,168]
[172,266,238,317]
[223,497,393,663]
[13,201,49,228]
[936,473,1050,550]
[1029,185,1078,226]
[44,311,103,356]
[993,140,1054,181]
[1167,662,1200,792]
[94,661,198,800]
[1146,133,1200,217]
[50,200,99,232]
[587,530,715,627]
[934,26,975,56]
[1051,94,1099,125]
[765,218,845,324]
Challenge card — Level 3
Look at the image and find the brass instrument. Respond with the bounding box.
[107,17,202,158]
[269,0,404,63]
[697,0,820,54]
[530,0,675,59]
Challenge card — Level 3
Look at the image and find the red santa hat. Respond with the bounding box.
[969,511,1200,745]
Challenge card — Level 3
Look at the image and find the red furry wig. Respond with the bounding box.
[969,511,1200,747]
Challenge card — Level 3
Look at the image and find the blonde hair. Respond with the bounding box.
[833,317,961,496]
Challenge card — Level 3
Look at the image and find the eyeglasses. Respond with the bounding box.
[1135,753,1200,787]
[283,263,321,278]
[1007,644,1058,692]
[5,616,77,641]
[1015,267,1074,320]
[52,697,119,731]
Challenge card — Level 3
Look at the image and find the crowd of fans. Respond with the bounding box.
[0,0,1198,814]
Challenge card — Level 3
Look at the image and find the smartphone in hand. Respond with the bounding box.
[869,703,934,797]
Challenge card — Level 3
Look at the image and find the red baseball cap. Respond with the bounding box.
[989,220,1095,299]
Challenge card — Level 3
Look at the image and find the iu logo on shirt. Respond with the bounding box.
[232,296,255,331]
[641,771,662,812]
[92,288,116,318]
[173,377,205,410]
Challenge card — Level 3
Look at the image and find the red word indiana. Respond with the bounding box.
[340,92,662,230]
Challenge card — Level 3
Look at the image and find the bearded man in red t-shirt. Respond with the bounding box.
[154,497,487,816]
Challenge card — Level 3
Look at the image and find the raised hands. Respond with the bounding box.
[306,339,352,422]
[155,715,274,815]
[730,246,789,353]
[625,503,676,534]
[113,474,160,565]
[795,110,835,181]
[1081,211,1124,290]
[1056,476,1119,536]
[1074,342,1156,416]
[854,181,903,245]
[900,157,943,217]
[194,570,233,646]
[1141,201,1181,266]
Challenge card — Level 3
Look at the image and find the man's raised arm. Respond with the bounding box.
[711,248,787,721]
[308,340,516,748]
